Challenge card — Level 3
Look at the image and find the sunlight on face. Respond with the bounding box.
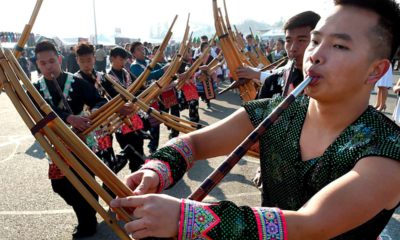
[111,56,127,70]
[77,54,95,74]
[36,50,61,79]
[285,26,312,69]
[302,5,379,102]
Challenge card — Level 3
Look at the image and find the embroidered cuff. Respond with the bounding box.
[179,199,220,240]
[140,159,173,193]
[165,138,194,170]
[252,207,287,240]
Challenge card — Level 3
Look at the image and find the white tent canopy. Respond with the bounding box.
[260,29,285,40]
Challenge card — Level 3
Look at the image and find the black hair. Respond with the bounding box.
[76,42,95,56]
[152,45,160,53]
[110,46,129,59]
[35,41,58,56]
[283,11,321,32]
[130,41,142,54]
[200,42,209,52]
[246,34,253,39]
[334,0,400,59]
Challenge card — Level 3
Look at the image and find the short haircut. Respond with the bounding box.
[130,41,142,54]
[277,38,285,45]
[76,42,95,56]
[283,11,321,32]
[201,35,208,42]
[152,45,160,53]
[110,46,129,59]
[246,34,253,39]
[35,41,58,56]
[334,0,400,59]
[200,42,209,52]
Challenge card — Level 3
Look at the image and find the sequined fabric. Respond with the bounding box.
[149,145,188,189]
[243,96,400,239]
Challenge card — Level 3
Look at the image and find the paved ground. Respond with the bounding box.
[0,74,399,240]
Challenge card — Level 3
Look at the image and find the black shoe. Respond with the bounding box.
[72,225,97,239]
[140,130,153,140]
[168,133,179,140]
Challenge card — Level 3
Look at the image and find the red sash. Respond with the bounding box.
[161,89,178,108]
[49,163,65,179]
[96,134,112,151]
[182,83,199,101]
[120,114,144,135]
[48,147,67,179]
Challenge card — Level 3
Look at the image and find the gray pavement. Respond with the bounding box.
[0,76,399,239]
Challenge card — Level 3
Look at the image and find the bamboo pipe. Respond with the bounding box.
[213,3,241,76]
[103,44,184,129]
[126,15,177,94]
[13,0,43,58]
[176,40,214,90]
[249,27,271,66]
[0,90,131,239]
[233,25,246,50]
[4,49,135,200]
[260,56,288,72]
[217,9,245,65]
[0,0,43,91]
[2,49,134,217]
[188,76,313,201]
[87,29,176,134]
[213,0,257,101]
[104,29,194,132]
[177,13,191,55]
[0,55,132,238]
[104,75,199,133]
[1,83,131,240]
[87,15,178,125]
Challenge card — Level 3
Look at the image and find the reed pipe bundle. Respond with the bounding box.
[82,15,178,136]
[0,46,135,239]
[212,0,257,101]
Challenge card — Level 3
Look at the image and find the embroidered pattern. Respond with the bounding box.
[387,134,400,148]
[179,199,220,240]
[252,207,287,240]
[338,123,375,152]
[38,73,75,107]
[140,159,173,192]
[166,138,194,170]
[120,114,144,135]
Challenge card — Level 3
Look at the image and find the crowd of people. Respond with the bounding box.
[11,0,400,239]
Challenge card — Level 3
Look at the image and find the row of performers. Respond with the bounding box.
[32,40,220,238]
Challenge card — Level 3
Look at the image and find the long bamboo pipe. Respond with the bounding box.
[0,48,132,238]
[103,25,193,132]
[249,27,271,66]
[83,16,178,136]
[104,75,203,134]
[3,48,136,204]
[13,0,43,58]
[213,0,257,101]
[188,76,313,201]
